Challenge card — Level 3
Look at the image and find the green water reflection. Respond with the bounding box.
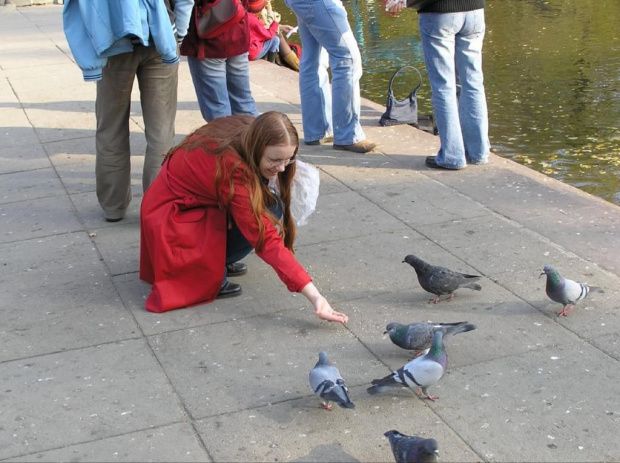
[278,0,620,205]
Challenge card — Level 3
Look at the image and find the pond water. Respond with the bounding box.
[278,0,620,205]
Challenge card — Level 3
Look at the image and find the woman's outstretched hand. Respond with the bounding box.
[314,296,349,324]
[302,282,349,324]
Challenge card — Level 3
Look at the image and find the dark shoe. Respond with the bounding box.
[105,217,123,223]
[217,281,242,299]
[226,262,248,277]
[333,139,377,153]
[304,135,334,146]
[425,156,462,170]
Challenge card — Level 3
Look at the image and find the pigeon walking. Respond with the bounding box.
[309,351,355,411]
[384,430,439,463]
[385,321,476,356]
[403,254,482,303]
[368,331,446,401]
[540,265,602,317]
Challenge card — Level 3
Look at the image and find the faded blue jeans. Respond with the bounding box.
[188,53,259,122]
[285,0,365,145]
[420,9,490,168]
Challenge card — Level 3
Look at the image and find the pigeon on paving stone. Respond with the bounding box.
[403,254,482,303]
[384,430,439,463]
[368,331,447,401]
[309,351,355,411]
[540,265,602,317]
[385,321,476,356]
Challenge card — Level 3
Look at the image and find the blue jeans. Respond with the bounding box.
[420,9,490,168]
[254,36,281,60]
[223,192,284,284]
[285,0,365,145]
[188,54,259,122]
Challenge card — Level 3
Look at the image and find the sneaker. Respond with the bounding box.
[333,139,377,153]
[304,135,334,146]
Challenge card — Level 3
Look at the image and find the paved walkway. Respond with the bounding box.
[1,5,620,462]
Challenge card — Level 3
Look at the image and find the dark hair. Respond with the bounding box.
[174,111,299,252]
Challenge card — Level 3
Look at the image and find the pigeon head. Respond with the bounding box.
[384,430,406,444]
[421,438,440,458]
[384,322,400,335]
[403,254,429,272]
[317,351,330,365]
[540,265,557,278]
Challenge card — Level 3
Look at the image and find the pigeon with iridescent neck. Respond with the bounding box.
[385,321,476,356]
[368,331,447,401]
[540,265,602,316]
[384,430,439,463]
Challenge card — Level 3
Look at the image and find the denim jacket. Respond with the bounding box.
[63,0,186,81]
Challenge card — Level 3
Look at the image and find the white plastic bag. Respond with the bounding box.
[291,159,320,226]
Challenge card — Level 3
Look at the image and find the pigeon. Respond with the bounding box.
[385,321,476,356]
[540,265,602,317]
[309,351,355,411]
[368,331,446,401]
[403,254,482,303]
[384,430,439,463]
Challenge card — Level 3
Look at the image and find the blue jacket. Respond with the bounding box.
[63,0,186,81]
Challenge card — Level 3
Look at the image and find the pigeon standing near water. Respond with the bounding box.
[403,254,482,303]
[384,430,439,463]
[540,265,601,316]
[368,331,447,401]
[385,321,476,355]
[309,351,355,411]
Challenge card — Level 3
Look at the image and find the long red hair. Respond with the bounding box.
[174,112,299,252]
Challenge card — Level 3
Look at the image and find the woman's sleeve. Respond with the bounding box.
[222,165,312,292]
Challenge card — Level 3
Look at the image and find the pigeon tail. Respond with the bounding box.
[463,282,482,291]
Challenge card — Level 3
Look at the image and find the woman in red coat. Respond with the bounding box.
[140,111,348,324]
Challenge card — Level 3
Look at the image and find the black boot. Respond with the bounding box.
[217,281,242,299]
[266,51,277,63]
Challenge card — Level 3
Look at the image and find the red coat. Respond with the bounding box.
[139,140,312,313]
[180,0,251,59]
[247,13,279,61]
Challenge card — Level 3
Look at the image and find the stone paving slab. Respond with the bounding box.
[0,195,82,243]
[436,342,620,462]
[9,423,211,463]
[0,339,186,460]
[0,233,139,361]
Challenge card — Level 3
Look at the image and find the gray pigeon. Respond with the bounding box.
[540,265,602,317]
[309,351,355,411]
[384,430,439,463]
[403,254,482,303]
[385,321,476,355]
[368,331,446,401]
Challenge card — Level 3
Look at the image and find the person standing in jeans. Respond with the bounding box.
[181,0,259,122]
[388,0,490,169]
[285,0,377,153]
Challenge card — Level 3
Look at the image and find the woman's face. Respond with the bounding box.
[259,144,297,180]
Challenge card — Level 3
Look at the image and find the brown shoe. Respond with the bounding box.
[333,139,377,153]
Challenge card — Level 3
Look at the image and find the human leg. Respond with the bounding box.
[299,0,366,146]
[420,12,467,169]
[187,56,230,122]
[455,8,490,165]
[95,52,136,220]
[225,53,260,117]
[136,45,178,191]
[285,9,331,144]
